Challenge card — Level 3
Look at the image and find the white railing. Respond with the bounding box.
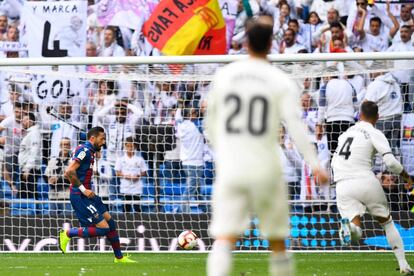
[0,52,412,66]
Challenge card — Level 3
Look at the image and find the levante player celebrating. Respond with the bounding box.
[58,126,135,263]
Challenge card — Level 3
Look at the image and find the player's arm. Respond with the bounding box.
[64,160,95,198]
[370,129,412,184]
[280,81,329,184]
[204,75,219,148]
[64,161,81,186]
[316,84,327,140]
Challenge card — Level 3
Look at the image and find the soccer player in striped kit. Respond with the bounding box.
[58,126,135,263]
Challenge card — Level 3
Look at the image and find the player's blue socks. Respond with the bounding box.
[106,219,123,259]
[66,227,109,238]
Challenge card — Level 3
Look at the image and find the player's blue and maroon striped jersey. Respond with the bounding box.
[71,141,95,190]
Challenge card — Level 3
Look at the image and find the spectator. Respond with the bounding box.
[392,5,413,44]
[331,38,348,52]
[153,82,178,125]
[380,171,409,212]
[4,24,19,58]
[40,101,84,158]
[303,11,323,52]
[387,25,414,112]
[309,0,343,23]
[178,81,202,110]
[0,101,25,196]
[0,83,23,122]
[347,0,394,36]
[354,2,399,53]
[270,2,293,49]
[287,19,308,49]
[163,137,183,185]
[301,92,319,144]
[176,107,205,213]
[99,26,125,57]
[94,99,143,210]
[45,137,72,214]
[115,136,148,213]
[18,112,41,199]
[90,80,118,127]
[85,42,111,74]
[0,14,7,38]
[314,21,354,53]
[317,76,358,156]
[364,72,403,154]
[279,28,306,54]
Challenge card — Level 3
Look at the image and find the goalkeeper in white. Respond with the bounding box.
[205,15,328,276]
[332,101,413,275]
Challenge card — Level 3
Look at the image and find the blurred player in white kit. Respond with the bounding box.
[205,15,329,276]
[332,101,413,275]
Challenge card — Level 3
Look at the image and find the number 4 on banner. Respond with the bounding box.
[42,20,68,57]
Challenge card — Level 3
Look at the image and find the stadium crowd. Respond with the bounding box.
[0,0,413,215]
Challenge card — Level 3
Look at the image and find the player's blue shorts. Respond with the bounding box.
[70,189,107,227]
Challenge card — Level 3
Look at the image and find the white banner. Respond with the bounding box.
[21,1,87,57]
[31,74,84,105]
[0,41,27,52]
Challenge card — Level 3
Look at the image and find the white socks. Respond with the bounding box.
[350,223,362,242]
[269,251,294,276]
[207,240,232,276]
[207,240,294,276]
[382,219,409,269]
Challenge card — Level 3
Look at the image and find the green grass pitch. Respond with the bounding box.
[0,252,412,275]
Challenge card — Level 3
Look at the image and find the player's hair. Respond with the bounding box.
[87,126,105,139]
[105,26,116,35]
[284,28,296,37]
[401,25,411,31]
[245,16,274,54]
[329,21,343,30]
[288,19,299,27]
[27,112,36,123]
[370,17,382,26]
[124,136,135,144]
[14,101,23,109]
[305,11,322,24]
[360,101,378,120]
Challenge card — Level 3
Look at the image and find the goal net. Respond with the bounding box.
[0,53,413,252]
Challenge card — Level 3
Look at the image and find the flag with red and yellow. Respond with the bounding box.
[142,0,226,55]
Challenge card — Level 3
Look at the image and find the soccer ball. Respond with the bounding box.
[177,230,198,250]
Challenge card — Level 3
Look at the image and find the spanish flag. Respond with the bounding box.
[142,0,226,55]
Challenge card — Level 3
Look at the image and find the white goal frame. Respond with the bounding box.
[1,52,414,254]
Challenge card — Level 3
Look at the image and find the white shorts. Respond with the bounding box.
[209,176,289,240]
[336,177,390,220]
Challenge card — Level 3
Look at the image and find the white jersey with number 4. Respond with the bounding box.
[206,58,319,239]
[332,121,403,182]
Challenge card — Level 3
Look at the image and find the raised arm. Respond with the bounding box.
[355,7,367,40]
[280,80,329,184]
[386,1,400,39]
[94,103,113,125]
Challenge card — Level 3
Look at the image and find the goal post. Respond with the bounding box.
[0,52,413,252]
